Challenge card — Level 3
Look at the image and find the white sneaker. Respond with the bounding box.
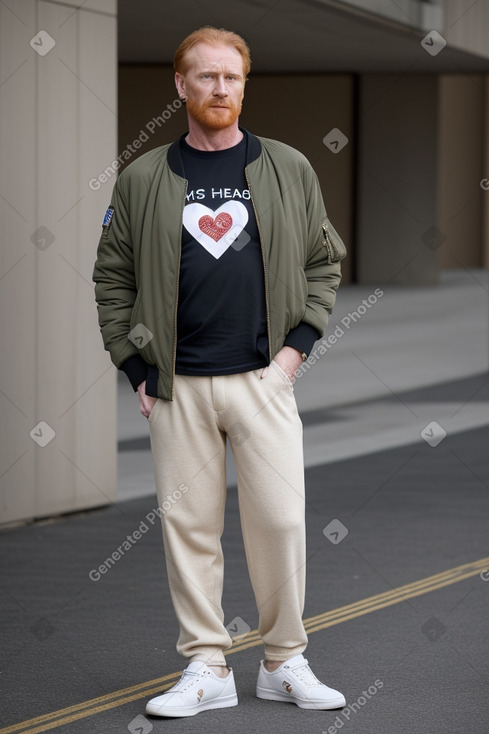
[146,662,238,717]
[256,654,346,710]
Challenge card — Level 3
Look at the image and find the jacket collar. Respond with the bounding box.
[167,127,262,177]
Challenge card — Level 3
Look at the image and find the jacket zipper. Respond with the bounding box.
[170,179,187,399]
[322,220,341,262]
[245,167,272,359]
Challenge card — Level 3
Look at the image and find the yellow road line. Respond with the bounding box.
[225,557,489,653]
[0,671,184,734]
[2,556,488,734]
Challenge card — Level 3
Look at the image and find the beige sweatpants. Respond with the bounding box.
[148,360,308,666]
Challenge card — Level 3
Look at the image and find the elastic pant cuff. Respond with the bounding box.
[189,650,227,667]
[263,644,307,662]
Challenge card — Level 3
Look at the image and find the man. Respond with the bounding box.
[93,26,347,717]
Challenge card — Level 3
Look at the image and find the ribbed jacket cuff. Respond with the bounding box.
[284,322,320,357]
[120,354,148,391]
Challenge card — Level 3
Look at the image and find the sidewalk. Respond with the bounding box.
[117,269,488,500]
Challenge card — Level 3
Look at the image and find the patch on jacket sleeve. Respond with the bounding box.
[101,206,114,240]
[102,206,114,229]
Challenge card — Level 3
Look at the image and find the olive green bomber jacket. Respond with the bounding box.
[92,129,347,400]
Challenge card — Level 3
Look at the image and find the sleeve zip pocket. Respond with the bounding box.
[321,218,347,263]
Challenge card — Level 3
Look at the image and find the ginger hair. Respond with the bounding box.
[174,26,251,79]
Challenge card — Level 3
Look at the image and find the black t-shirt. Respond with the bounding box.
[175,135,269,375]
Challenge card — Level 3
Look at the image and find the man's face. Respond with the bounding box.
[175,42,246,131]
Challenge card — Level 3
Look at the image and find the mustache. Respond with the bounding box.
[186,96,242,129]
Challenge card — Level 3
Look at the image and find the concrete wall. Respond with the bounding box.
[357,74,440,285]
[356,72,488,284]
[0,0,118,525]
[438,75,486,269]
[484,77,489,269]
[444,0,489,61]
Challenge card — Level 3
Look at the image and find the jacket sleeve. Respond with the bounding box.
[92,175,148,381]
[299,162,347,339]
[284,321,320,357]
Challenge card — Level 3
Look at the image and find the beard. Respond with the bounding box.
[186,96,242,130]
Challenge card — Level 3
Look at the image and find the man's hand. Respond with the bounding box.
[260,345,304,383]
[137,381,157,418]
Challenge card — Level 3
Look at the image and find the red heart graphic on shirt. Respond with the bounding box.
[198,212,233,242]
[183,202,249,259]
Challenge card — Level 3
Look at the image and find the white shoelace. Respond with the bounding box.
[168,668,208,693]
[288,659,322,686]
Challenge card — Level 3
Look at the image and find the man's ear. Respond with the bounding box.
[175,72,186,101]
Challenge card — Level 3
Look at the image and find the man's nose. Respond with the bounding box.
[213,76,228,96]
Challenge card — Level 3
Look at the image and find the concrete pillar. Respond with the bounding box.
[357,74,440,285]
[483,76,489,269]
[438,75,485,269]
[0,0,117,525]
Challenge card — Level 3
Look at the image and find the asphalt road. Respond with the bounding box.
[1,382,489,734]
